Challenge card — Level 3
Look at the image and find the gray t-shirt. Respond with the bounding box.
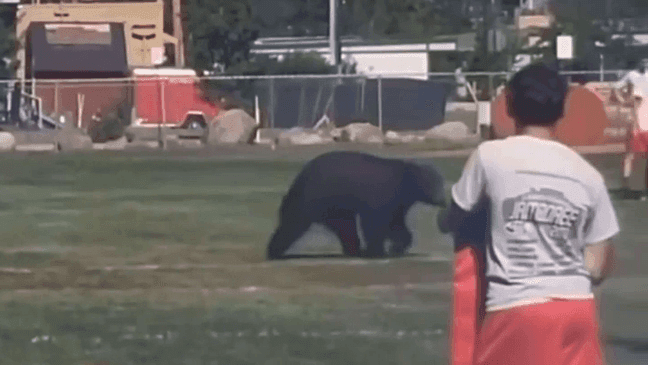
[616,70,648,130]
[452,136,620,311]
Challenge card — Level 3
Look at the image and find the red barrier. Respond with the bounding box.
[450,245,485,365]
[491,86,611,146]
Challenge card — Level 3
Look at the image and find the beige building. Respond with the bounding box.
[15,0,183,79]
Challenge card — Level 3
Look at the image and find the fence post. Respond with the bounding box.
[488,74,493,100]
[37,97,42,130]
[298,78,306,128]
[254,94,261,144]
[361,77,366,113]
[158,77,167,150]
[378,75,383,133]
[54,81,59,116]
[270,78,275,129]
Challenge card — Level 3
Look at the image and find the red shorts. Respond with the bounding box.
[629,129,648,153]
[473,299,605,365]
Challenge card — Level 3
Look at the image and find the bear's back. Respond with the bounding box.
[293,152,408,208]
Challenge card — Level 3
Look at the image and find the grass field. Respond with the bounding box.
[0,146,644,365]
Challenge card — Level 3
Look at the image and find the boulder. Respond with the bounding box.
[329,128,348,142]
[0,132,16,152]
[206,109,257,145]
[57,134,93,152]
[342,122,384,144]
[57,129,93,152]
[385,131,425,144]
[93,136,129,151]
[425,121,471,141]
[39,112,92,152]
[278,127,334,146]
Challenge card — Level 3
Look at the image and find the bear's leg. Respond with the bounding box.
[388,209,413,256]
[266,220,311,260]
[326,215,361,257]
[359,211,389,258]
[388,228,413,256]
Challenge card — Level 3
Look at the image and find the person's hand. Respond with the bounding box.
[609,89,620,104]
[437,207,450,234]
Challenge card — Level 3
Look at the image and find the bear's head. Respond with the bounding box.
[405,161,447,208]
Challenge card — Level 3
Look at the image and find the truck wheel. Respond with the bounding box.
[189,121,204,130]
[184,116,206,131]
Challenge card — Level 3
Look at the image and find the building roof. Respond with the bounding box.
[27,22,129,77]
[132,68,196,76]
[251,33,477,54]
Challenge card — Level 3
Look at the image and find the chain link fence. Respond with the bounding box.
[0,70,634,140]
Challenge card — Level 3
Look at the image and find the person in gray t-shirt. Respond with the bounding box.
[438,63,618,365]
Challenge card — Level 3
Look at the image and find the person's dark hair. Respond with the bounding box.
[506,62,567,128]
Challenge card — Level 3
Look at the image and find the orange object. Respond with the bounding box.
[491,86,611,146]
[450,244,605,365]
[473,299,604,365]
[629,130,648,153]
[450,244,485,365]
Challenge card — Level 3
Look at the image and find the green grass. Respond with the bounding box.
[0,150,642,364]
[0,299,450,365]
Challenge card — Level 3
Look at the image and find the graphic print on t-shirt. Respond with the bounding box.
[501,188,586,279]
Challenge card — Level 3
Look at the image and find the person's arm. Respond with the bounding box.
[437,149,486,235]
[583,180,621,286]
[612,72,637,105]
[437,200,471,234]
[584,240,615,286]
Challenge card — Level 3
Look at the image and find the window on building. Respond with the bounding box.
[44,23,112,45]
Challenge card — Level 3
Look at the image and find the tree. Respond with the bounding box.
[200,52,348,111]
[248,0,473,40]
[185,0,260,72]
[342,0,472,40]
[0,5,17,79]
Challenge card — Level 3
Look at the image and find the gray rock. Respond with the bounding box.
[425,122,470,141]
[278,127,334,146]
[93,136,129,151]
[206,109,257,144]
[343,123,384,144]
[385,131,425,144]
[57,129,93,152]
[0,132,16,152]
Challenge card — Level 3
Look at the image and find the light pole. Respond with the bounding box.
[173,0,185,67]
[330,0,341,74]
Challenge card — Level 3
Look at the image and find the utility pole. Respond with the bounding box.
[330,0,341,74]
[482,0,490,57]
[605,0,612,19]
[173,0,185,67]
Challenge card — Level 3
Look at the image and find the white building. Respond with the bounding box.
[250,33,477,80]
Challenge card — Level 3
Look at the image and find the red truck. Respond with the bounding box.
[131,68,223,130]
[33,67,224,142]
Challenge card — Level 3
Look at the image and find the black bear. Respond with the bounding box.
[266,151,447,259]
